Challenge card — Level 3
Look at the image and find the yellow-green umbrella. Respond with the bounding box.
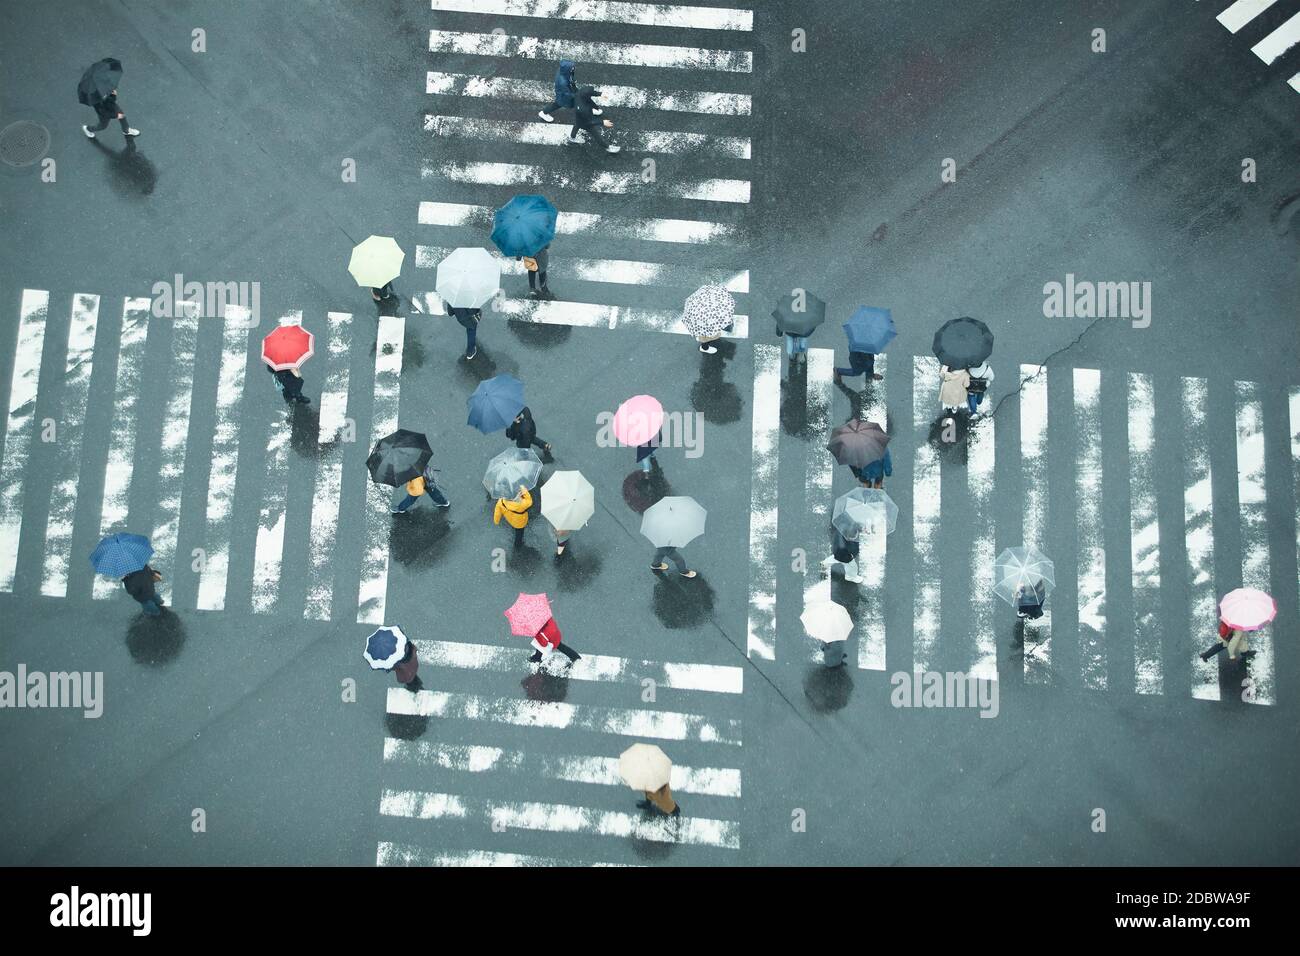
[348,235,405,287]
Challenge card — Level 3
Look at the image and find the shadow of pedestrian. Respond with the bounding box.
[629,823,679,862]
[385,712,430,740]
[376,294,403,318]
[124,609,186,666]
[507,319,572,350]
[388,509,456,568]
[455,348,503,385]
[90,137,157,198]
[554,547,601,592]
[928,411,971,464]
[505,540,543,575]
[652,573,715,629]
[288,404,325,459]
[520,670,569,702]
[621,470,671,514]
[803,664,853,712]
[690,360,743,425]
[781,367,819,438]
[400,330,427,370]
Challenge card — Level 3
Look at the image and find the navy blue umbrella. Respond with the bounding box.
[490,194,557,258]
[843,306,896,354]
[89,532,152,577]
[933,316,994,368]
[468,374,526,434]
[364,625,409,670]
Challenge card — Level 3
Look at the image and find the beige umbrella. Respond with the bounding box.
[617,743,672,792]
[348,235,405,287]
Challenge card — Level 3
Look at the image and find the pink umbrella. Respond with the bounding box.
[505,592,553,637]
[612,395,664,447]
[1219,587,1276,631]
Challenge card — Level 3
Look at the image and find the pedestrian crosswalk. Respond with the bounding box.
[1212,0,1300,94]
[416,0,755,335]
[374,640,743,865]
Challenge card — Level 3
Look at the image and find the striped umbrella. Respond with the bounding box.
[682,284,735,337]
[261,324,314,371]
[364,625,409,670]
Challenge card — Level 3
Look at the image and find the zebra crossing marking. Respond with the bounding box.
[1074,368,1106,690]
[428,29,753,73]
[422,159,752,204]
[426,70,752,115]
[1183,377,1219,701]
[377,842,633,866]
[419,200,742,244]
[967,405,996,681]
[1020,365,1052,679]
[250,311,301,615]
[427,0,754,32]
[1128,372,1162,695]
[356,315,404,625]
[425,113,752,159]
[1234,381,1274,705]
[913,357,942,673]
[1251,10,1300,63]
[1216,0,1279,32]
[150,312,200,607]
[745,344,780,660]
[0,289,51,593]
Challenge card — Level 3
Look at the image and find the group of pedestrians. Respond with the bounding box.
[939,361,994,417]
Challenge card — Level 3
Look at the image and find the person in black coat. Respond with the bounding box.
[566,86,620,154]
[449,305,481,359]
[506,406,552,454]
[82,91,139,139]
[268,365,310,404]
[122,564,164,616]
[519,246,551,299]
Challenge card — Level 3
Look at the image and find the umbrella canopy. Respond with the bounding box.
[772,291,827,337]
[77,57,122,106]
[1219,587,1276,631]
[827,419,890,468]
[832,487,899,538]
[612,395,664,447]
[640,495,707,548]
[348,235,405,288]
[992,546,1056,607]
[843,306,896,353]
[682,285,735,337]
[89,532,152,577]
[261,325,314,371]
[540,470,595,531]
[618,743,672,791]
[504,592,553,637]
[467,374,526,434]
[490,194,558,257]
[801,600,853,644]
[484,447,544,498]
[363,625,409,670]
[933,316,994,368]
[436,247,500,308]
[366,429,433,486]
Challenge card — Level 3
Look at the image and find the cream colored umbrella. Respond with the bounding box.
[348,235,405,288]
[617,743,672,792]
[800,599,853,644]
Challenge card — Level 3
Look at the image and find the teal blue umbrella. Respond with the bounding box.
[843,306,895,353]
[90,533,152,577]
[490,195,558,257]
[468,374,526,434]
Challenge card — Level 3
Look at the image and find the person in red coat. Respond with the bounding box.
[528,617,581,665]
[393,641,422,692]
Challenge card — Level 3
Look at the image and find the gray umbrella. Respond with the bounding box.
[640,495,707,548]
[483,447,543,498]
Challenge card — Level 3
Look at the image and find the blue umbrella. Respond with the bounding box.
[490,194,558,258]
[468,374,526,434]
[843,306,896,353]
[364,625,409,670]
[89,533,153,577]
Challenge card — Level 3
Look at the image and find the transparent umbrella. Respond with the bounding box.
[993,546,1056,608]
[483,447,543,498]
[832,488,899,538]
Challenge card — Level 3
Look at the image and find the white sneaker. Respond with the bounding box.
[82,125,95,138]
[125,128,140,136]
[699,344,717,354]
[605,144,621,154]
[591,108,603,116]
[538,110,554,122]
[565,133,585,145]
[844,574,864,584]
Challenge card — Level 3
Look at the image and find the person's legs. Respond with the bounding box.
[536,270,549,295]
[464,322,477,356]
[527,269,538,292]
[664,547,688,573]
[139,598,162,617]
[640,453,653,473]
[556,642,581,662]
[392,493,419,514]
[425,481,449,507]
[833,365,860,379]
[88,114,111,132]
[967,394,979,415]
[514,526,525,547]
[785,334,796,357]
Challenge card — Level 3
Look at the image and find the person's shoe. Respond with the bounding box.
[555,544,566,556]
[565,133,585,145]
[680,570,697,578]
[669,806,681,817]
[82,125,95,139]
[651,563,670,571]
[844,574,863,584]
[433,498,450,508]
[635,800,652,810]
[872,374,884,381]
[295,396,310,404]
[591,108,603,116]
[465,346,478,360]
[538,110,555,122]
[699,344,718,354]
[125,128,140,136]
[528,650,543,664]
[605,144,621,154]
[390,508,408,515]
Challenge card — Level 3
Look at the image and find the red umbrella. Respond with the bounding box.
[505,592,553,637]
[262,325,315,371]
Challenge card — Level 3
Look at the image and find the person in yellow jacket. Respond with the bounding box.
[392,469,450,514]
[494,484,532,546]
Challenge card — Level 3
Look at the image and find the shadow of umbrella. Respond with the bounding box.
[629,824,679,862]
[124,609,186,666]
[507,319,572,349]
[455,348,503,385]
[554,547,602,592]
[388,508,456,568]
[620,469,671,514]
[803,664,853,712]
[652,573,715,629]
[385,711,430,740]
[288,404,325,460]
[90,137,157,198]
[400,330,427,370]
[928,411,971,465]
[781,364,819,438]
[690,363,743,425]
[520,670,569,702]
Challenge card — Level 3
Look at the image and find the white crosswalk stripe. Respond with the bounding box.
[415,245,749,291]
[428,0,754,32]
[426,71,752,115]
[419,200,741,244]
[422,159,751,203]
[0,289,51,592]
[1212,0,1300,93]
[426,113,751,158]
[428,30,752,73]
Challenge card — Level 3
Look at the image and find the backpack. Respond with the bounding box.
[967,375,988,393]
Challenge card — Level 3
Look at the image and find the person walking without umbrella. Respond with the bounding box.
[495,485,533,547]
[566,86,621,154]
[538,59,579,123]
[506,406,553,456]
[91,533,164,616]
[78,58,140,139]
[620,744,680,818]
[965,360,994,417]
[834,306,894,385]
[642,495,706,579]
[365,626,421,692]
[505,593,580,666]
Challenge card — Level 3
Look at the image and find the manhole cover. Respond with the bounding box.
[0,121,51,168]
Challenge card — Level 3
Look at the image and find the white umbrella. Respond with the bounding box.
[436,247,500,308]
[682,284,735,337]
[640,496,707,549]
[540,470,595,531]
[618,743,672,791]
[800,600,852,644]
[348,235,405,288]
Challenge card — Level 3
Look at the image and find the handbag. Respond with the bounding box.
[967,376,988,393]
[522,256,538,272]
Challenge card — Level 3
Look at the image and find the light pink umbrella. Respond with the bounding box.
[612,395,664,447]
[1219,587,1276,631]
[505,592,553,637]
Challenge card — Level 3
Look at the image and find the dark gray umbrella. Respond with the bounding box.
[366,429,433,486]
[78,58,122,107]
[772,291,827,337]
[932,316,994,368]
[827,420,889,467]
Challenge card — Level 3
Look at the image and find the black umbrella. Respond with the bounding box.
[366,429,433,486]
[77,58,123,107]
[772,291,827,337]
[932,316,994,368]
